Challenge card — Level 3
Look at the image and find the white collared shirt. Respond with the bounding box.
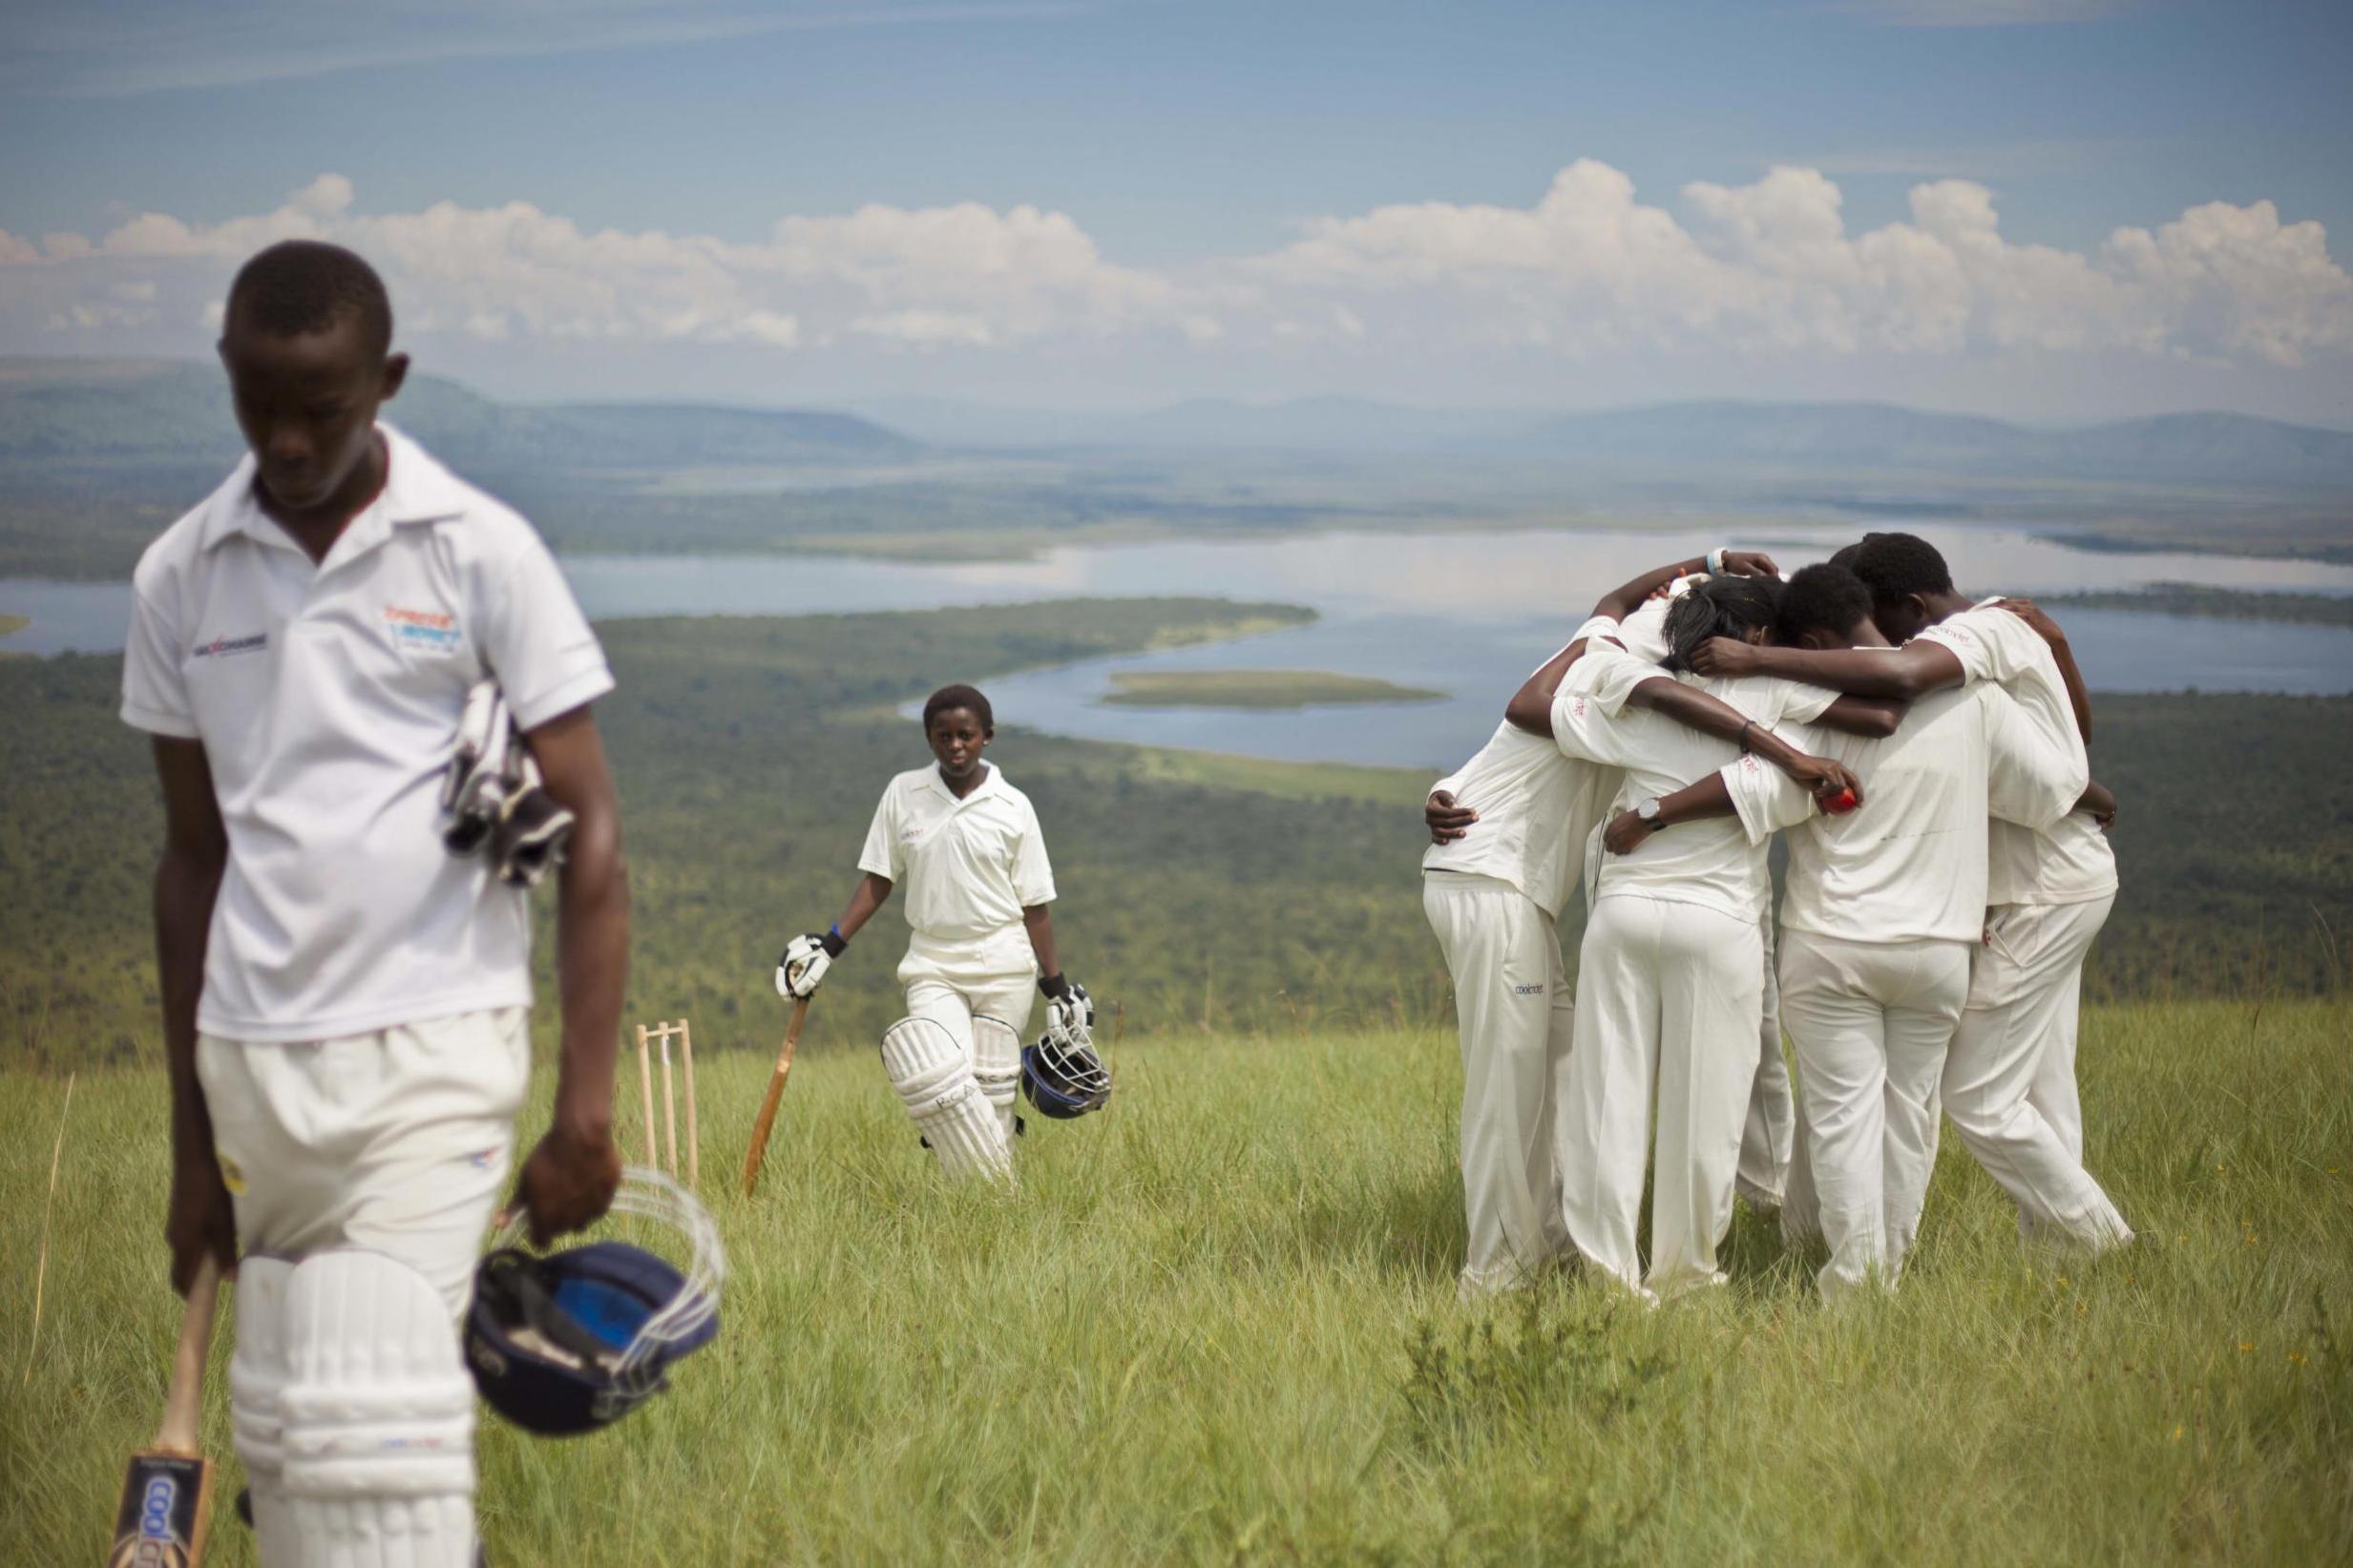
[1421,616,1627,918]
[1724,683,2086,945]
[858,763,1056,943]
[1549,652,1839,924]
[1916,598,2117,906]
[120,424,613,1043]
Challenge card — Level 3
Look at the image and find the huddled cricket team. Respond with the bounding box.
[119,240,2125,1563]
[1423,544,2127,1303]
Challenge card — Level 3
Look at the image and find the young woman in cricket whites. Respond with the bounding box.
[778,683,1086,1180]
[1419,548,1859,1297]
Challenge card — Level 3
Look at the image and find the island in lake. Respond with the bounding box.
[1101,669,1445,710]
[2041,583,2353,629]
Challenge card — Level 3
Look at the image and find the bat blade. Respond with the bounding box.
[113,1254,223,1567]
[108,1449,215,1568]
[740,996,811,1197]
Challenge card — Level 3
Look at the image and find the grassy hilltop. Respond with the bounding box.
[5,1001,2349,1565]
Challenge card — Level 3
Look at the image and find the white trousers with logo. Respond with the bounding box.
[1562,893,1764,1300]
[1423,872,1576,1293]
[1943,893,2129,1246]
[1776,932,1969,1300]
[199,1006,531,1317]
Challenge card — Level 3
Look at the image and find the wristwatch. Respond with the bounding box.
[1636,797,1665,830]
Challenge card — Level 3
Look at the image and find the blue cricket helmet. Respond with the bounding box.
[465,1168,724,1436]
[1020,1030,1113,1119]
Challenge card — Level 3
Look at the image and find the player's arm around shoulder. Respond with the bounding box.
[511,702,628,1245]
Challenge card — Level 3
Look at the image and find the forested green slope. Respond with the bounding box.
[3,603,2345,1072]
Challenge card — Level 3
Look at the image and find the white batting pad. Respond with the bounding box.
[881,1016,1013,1181]
[970,1012,1023,1143]
[229,1255,298,1563]
[280,1249,478,1567]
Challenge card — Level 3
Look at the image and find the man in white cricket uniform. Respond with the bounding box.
[1698,533,2130,1249]
[1423,612,1626,1293]
[129,243,628,1567]
[781,683,1078,1181]
[1688,567,2090,1296]
[1915,596,2125,1241]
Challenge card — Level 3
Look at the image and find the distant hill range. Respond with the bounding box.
[0,357,921,473]
[5,358,2348,491]
[860,392,2353,489]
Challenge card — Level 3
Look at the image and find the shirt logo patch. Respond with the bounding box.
[1512,983,1545,996]
[190,632,267,659]
[385,605,462,655]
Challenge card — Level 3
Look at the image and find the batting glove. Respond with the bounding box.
[1040,973,1094,1046]
[778,928,847,998]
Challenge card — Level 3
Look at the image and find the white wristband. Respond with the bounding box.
[1707,547,1727,575]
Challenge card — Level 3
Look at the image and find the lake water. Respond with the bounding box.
[8,523,2351,769]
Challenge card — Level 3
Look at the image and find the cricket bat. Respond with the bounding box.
[110,1252,224,1568]
[739,995,811,1198]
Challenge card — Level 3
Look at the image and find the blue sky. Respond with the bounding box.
[4,0,2349,420]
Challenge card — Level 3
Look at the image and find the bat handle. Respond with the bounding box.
[158,1253,225,1453]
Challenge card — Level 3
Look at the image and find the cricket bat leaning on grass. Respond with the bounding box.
[740,995,811,1198]
[110,1252,224,1568]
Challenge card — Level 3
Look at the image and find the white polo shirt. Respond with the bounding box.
[1724,683,2086,946]
[1550,651,1839,924]
[1421,616,1629,919]
[120,424,613,1043]
[858,763,1056,944]
[1916,598,2117,907]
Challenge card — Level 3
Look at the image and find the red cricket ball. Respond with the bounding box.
[1824,786,1859,815]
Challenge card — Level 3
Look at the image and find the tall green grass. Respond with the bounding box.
[5,999,2349,1565]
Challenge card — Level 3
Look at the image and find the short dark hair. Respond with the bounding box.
[1847,532,1954,609]
[1776,563,1876,645]
[1663,575,1782,672]
[224,240,393,357]
[922,683,994,734]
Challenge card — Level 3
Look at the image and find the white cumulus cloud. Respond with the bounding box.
[1244,160,2352,369]
[1,165,2346,384]
[0,176,1209,355]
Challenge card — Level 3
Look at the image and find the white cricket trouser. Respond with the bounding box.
[1737,917,1796,1212]
[1562,894,1764,1300]
[200,1008,526,1568]
[1422,872,1574,1294]
[1944,893,2129,1247]
[1776,932,1969,1300]
[2022,898,2103,1164]
[199,1006,531,1318]
[899,930,1038,1146]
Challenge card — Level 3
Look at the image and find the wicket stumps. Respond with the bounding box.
[633,1018,699,1190]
